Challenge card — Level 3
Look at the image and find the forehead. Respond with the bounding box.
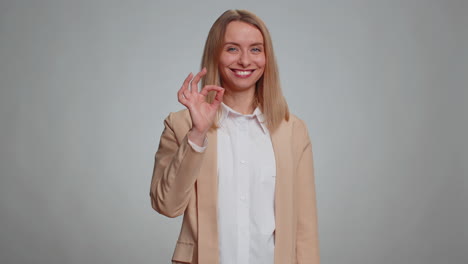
[224,21,264,44]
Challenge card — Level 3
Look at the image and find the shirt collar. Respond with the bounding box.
[219,102,268,134]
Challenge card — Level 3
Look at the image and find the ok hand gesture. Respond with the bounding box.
[177,68,224,146]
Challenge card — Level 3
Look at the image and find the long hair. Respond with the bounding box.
[201,9,289,132]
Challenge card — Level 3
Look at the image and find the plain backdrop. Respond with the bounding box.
[0,0,466,263]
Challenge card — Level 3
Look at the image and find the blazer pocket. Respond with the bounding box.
[172,241,194,264]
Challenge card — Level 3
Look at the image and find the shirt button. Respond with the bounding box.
[240,160,246,164]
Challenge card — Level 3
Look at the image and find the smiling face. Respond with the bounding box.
[218,21,266,93]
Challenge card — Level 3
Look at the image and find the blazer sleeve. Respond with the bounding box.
[296,120,321,263]
[149,113,204,218]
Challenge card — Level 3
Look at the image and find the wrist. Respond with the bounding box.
[188,129,207,147]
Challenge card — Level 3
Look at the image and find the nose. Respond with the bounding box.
[238,51,251,67]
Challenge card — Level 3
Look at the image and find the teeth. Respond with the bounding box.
[234,70,253,76]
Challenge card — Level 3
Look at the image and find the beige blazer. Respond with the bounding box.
[150,109,320,264]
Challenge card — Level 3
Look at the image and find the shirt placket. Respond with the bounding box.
[236,116,250,264]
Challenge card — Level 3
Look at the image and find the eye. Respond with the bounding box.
[227,47,238,52]
[251,47,262,53]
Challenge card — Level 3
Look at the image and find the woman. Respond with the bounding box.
[150,9,320,264]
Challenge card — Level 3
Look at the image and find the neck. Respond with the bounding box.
[222,88,256,115]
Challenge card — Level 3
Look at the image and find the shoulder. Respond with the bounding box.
[279,113,310,139]
[288,113,306,128]
[271,113,312,163]
[274,113,311,154]
[165,108,191,123]
[164,109,192,134]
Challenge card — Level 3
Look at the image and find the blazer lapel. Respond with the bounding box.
[197,128,219,264]
[271,122,294,264]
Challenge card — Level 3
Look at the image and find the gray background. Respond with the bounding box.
[0,0,466,263]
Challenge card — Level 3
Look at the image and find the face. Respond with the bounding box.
[218,21,266,93]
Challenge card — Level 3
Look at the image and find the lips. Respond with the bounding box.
[231,69,255,78]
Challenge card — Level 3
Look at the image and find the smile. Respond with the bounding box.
[231,69,255,78]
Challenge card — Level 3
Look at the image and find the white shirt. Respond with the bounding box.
[188,103,276,264]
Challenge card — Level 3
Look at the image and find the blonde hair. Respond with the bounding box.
[201,9,289,132]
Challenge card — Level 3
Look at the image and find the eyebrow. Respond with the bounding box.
[224,41,264,46]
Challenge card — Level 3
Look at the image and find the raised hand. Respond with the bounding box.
[177,68,225,146]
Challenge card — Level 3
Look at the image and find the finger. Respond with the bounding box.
[200,85,224,96]
[178,73,193,100]
[178,92,188,106]
[200,85,225,107]
[190,68,207,94]
[183,90,190,100]
[212,88,225,107]
[180,72,192,91]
